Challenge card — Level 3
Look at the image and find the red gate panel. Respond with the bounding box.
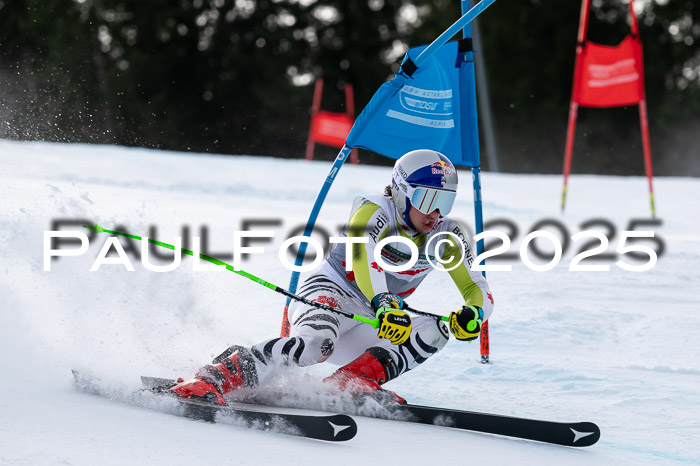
[310,111,354,148]
[573,35,644,108]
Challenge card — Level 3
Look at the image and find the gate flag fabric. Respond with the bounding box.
[346,40,480,168]
[573,35,644,108]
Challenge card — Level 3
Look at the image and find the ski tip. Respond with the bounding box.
[569,422,600,447]
[325,414,358,442]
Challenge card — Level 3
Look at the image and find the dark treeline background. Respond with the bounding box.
[0,0,698,175]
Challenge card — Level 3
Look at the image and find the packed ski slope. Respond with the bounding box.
[1,140,699,465]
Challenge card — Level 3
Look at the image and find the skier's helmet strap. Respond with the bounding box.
[392,150,458,218]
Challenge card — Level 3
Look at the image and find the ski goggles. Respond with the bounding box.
[410,185,457,215]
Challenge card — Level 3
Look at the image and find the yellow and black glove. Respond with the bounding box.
[371,293,411,345]
[376,308,412,345]
[449,305,484,341]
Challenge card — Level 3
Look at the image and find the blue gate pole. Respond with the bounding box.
[281,145,352,336]
[462,0,489,363]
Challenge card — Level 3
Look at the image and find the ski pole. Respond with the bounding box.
[403,305,448,322]
[84,224,448,326]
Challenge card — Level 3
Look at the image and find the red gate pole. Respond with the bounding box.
[638,99,656,217]
[561,0,591,212]
[305,78,324,161]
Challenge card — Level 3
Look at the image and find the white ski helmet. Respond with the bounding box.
[391,149,458,227]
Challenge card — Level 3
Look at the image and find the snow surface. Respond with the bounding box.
[1,139,699,465]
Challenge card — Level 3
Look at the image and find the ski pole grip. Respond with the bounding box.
[353,315,380,329]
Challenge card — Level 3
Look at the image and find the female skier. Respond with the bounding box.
[169,149,494,404]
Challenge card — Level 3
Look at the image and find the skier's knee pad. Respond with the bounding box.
[291,335,336,366]
[314,336,336,362]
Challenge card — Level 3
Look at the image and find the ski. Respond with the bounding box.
[73,371,356,442]
[375,403,600,447]
[161,395,357,442]
[143,375,599,447]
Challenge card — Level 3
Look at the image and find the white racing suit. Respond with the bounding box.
[249,194,494,383]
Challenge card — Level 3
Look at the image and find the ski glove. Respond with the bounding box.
[376,308,412,345]
[371,293,410,345]
[449,305,484,341]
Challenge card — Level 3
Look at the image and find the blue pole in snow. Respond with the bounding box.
[471,167,485,257]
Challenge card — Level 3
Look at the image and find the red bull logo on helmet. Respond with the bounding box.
[431,160,454,176]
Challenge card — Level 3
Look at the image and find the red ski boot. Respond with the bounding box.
[169,346,258,405]
[323,347,406,405]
